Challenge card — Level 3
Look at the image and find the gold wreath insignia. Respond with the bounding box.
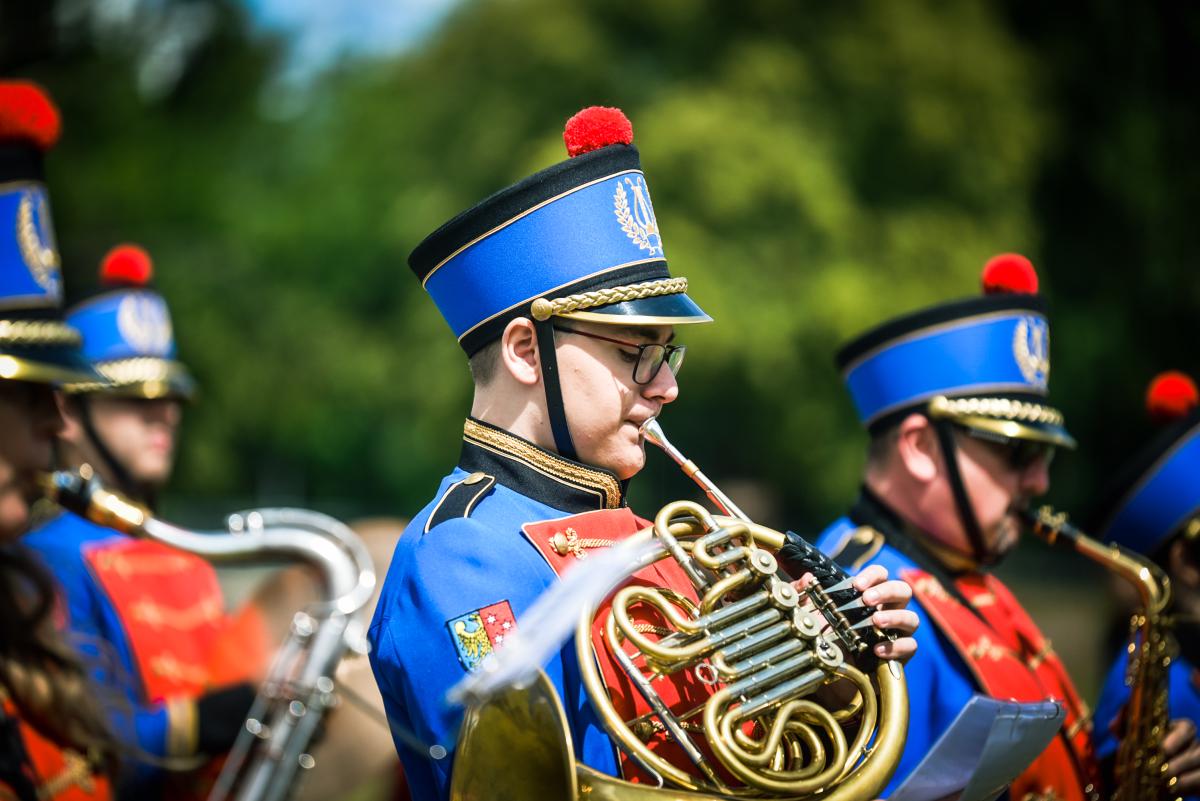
[613,175,663,256]
[117,294,174,356]
[16,188,62,296]
[1013,316,1050,387]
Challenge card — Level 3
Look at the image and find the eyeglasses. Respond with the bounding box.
[960,426,1056,471]
[553,325,686,385]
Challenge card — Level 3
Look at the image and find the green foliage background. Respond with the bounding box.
[4,0,1199,753]
[4,0,1196,535]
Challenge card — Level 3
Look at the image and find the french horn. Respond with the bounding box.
[451,420,907,800]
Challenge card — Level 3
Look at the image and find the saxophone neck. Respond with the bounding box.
[1021,504,1172,613]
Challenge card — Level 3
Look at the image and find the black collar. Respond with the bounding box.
[850,486,985,620]
[459,417,625,513]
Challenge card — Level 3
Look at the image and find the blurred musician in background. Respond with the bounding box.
[816,254,1199,800]
[1092,371,1200,798]
[25,245,268,799]
[0,79,118,801]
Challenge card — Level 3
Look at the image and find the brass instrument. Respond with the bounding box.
[451,421,908,800]
[41,467,377,801]
[1021,506,1176,801]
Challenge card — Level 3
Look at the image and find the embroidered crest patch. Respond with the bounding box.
[447,600,517,672]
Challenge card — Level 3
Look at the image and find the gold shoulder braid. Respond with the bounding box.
[530,277,688,321]
[0,320,81,347]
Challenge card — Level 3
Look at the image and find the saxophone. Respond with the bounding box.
[41,467,377,801]
[1021,506,1176,801]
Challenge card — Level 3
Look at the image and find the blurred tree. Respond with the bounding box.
[4,0,1193,537]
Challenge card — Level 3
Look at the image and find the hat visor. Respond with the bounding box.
[64,358,196,402]
[0,346,109,386]
[555,292,712,327]
[956,414,1077,450]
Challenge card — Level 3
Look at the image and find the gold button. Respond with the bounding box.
[462,471,487,485]
[551,533,569,555]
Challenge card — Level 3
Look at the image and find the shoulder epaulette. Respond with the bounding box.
[425,472,496,533]
[828,526,885,572]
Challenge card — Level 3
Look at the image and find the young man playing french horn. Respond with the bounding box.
[368,106,918,801]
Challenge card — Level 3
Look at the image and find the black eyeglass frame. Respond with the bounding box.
[552,324,686,386]
[957,424,1057,471]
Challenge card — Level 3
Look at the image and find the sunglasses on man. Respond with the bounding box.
[553,325,686,386]
[959,425,1057,471]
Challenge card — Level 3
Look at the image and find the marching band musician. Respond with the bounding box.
[1092,371,1200,798]
[368,105,919,801]
[24,246,268,800]
[814,255,1200,799]
[0,80,118,801]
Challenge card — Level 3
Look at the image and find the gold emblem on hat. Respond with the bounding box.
[117,294,174,356]
[1013,316,1050,387]
[614,175,663,256]
[16,187,62,297]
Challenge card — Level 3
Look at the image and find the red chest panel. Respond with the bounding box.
[904,568,1099,801]
[83,538,231,702]
[524,508,729,783]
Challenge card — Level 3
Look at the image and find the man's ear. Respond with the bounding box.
[895,413,940,483]
[499,317,541,387]
[54,392,87,446]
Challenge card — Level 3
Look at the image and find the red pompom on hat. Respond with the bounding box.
[563,106,634,158]
[0,81,61,151]
[100,244,153,287]
[1146,371,1199,425]
[981,253,1039,295]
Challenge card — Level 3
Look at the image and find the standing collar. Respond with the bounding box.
[850,486,986,618]
[459,417,625,513]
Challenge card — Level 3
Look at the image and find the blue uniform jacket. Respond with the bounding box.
[816,513,979,797]
[368,418,625,801]
[1094,648,1200,801]
[25,511,174,797]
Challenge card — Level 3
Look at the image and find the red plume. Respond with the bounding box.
[981,253,1039,295]
[1146,371,1199,425]
[0,81,61,151]
[563,106,633,158]
[100,245,153,287]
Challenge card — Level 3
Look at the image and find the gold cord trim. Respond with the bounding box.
[65,357,193,395]
[928,394,1065,427]
[549,527,617,559]
[0,320,80,347]
[463,419,621,509]
[530,277,688,321]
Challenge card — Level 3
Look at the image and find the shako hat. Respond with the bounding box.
[64,244,196,400]
[409,105,710,356]
[837,254,1073,449]
[1095,371,1200,555]
[0,81,103,385]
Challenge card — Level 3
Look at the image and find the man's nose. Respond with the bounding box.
[645,361,680,404]
[1020,455,1051,497]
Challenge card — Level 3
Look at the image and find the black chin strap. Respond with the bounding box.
[74,396,157,510]
[534,319,577,460]
[929,416,993,566]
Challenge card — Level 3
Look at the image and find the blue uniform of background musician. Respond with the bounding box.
[26,246,259,799]
[1090,371,1200,801]
[816,256,1101,801]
